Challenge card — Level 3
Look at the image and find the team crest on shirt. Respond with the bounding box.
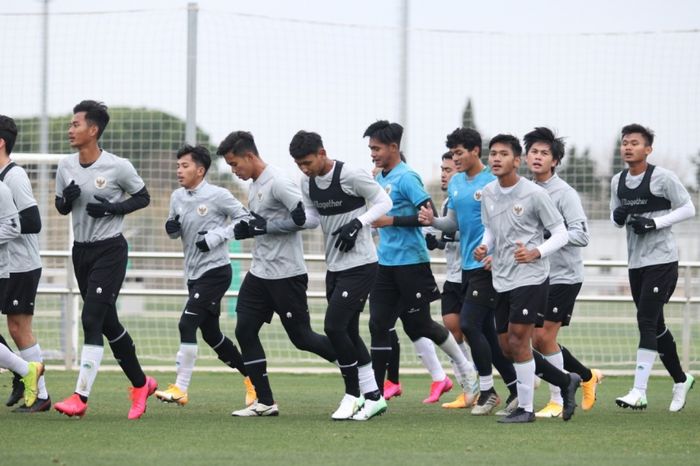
[94,176,107,189]
[257,192,263,201]
[512,203,524,216]
[384,184,392,195]
[474,190,483,201]
[197,204,208,216]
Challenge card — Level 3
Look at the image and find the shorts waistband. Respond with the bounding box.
[73,234,125,249]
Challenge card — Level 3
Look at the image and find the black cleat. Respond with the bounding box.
[561,373,581,421]
[12,397,52,413]
[5,373,23,407]
[497,407,535,423]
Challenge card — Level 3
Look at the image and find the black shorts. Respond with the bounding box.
[236,272,310,325]
[537,282,582,327]
[441,280,463,316]
[1,268,42,315]
[186,264,232,316]
[494,279,549,334]
[326,262,377,315]
[629,262,678,306]
[72,235,128,305]
[461,268,498,308]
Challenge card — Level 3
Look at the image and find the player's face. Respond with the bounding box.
[293,150,326,178]
[223,152,254,181]
[440,158,457,191]
[621,133,652,165]
[68,112,98,149]
[369,138,397,170]
[526,141,556,178]
[450,144,480,174]
[176,154,205,189]
[489,142,519,177]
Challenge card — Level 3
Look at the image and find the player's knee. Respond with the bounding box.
[200,327,223,348]
[178,316,199,343]
[368,318,386,338]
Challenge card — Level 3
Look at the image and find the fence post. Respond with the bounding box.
[681,263,691,369]
[185,2,198,145]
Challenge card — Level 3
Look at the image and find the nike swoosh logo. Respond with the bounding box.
[184,310,197,315]
[253,227,265,232]
[348,230,357,237]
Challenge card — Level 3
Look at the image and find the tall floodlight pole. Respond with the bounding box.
[38,0,50,249]
[398,0,410,147]
[185,2,198,145]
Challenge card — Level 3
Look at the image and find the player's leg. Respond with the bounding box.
[0,339,43,408]
[441,280,473,409]
[384,327,402,398]
[533,320,565,417]
[368,266,401,394]
[462,301,500,414]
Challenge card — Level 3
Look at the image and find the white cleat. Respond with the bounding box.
[231,401,279,417]
[331,394,361,420]
[351,397,387,421]
[615,389,647,410]
[669,373,695,412]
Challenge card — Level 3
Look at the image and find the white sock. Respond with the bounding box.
[75,345,104,398]
[20,343,48,399]
[414,337,445,381]
[544,351,564,405]
[633,348,657,394]
[480,374,494,392]
[440,334,476,390]
[0,344,29,375]
[358,363,379,395]
[514,358,536,412]
[175,343,198,392]
[459,341,473,363]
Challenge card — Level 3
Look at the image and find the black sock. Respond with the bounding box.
[109,331,146,388]
[245,359,273,405]
[533,351,569,389]
[657,329,686,383]
[339,363,360,397]
[364,389,381,401]
[371,348,391,394]
[77,393,88,403]
[213,337,247,376]
[386,329,400,383]
[560,345,592,382]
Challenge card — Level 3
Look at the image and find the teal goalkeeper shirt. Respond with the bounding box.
[375,162,430,266]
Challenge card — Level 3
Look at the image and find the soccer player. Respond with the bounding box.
[420,128,519,415]
[611,124,695,412]
[366,120,478,407]
[154,145,256,408]
[53,100,157,419]
[474,134,580,423]
[524,127,602,418]
[289,130,392,420]
[0,115,50,412]
[217,131,337,417]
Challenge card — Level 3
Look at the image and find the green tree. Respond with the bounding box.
[462,98,477,130]
[610,138,624,177]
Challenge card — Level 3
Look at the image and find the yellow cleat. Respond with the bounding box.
[155,384,188,406]
[441,392,468,409]
[581,369,604,411]
[21,362,44,408]
[535,401,563,418]
[244,376,257,407]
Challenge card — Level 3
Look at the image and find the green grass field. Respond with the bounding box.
[1,371,697,466]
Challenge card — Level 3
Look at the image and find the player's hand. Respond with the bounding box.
[371,215,393,228]
[195,231,210,252]
[514,240,541,263]
[86,195,114,218]
[474,244,488,262]
[233,220,252,240]
[425,233,440,250]
[543,228,551,240]
[482,255,493,272]
[165,215,181,235]
[417,202,434,226]
[612,205,629,226]
[627,214,656,235]
[62,180,81,204]
[290,201,306,226]
[249,211,267,236]
[332,218,362,252]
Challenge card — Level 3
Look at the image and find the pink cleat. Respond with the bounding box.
[423,377,453,404]
[383,380,403,400]
[54,393,88,418]
[128,376,158,420]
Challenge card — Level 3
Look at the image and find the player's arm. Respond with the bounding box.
[635,171,696,231]
[55,166,80,215]
[8,171,42,234]
[473,226,494,262]
[17,206,41,234]
[609,175,628,228]
[205,190,252,246]
[560,190,588,247]
[0,210,20,244]
[352,171,393,226]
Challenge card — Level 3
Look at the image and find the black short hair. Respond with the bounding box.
[216,131,259,157]
[0,115,18,155]
[488,134,522,157]
[445,127,481,152]
[621,123,654,146]
[289,130,324,159]
[73,100,109,139]
[441,151,453,161]
[177,144,211,173]
[523,127,565,166]
[363,120,403,147]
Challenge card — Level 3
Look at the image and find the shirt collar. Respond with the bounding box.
[186,179,208,195]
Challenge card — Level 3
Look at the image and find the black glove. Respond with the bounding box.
[165,215,181,235]
[613,206,629,226]
[86,195,115,218]
[425,233,440,250]
[543,228,551,240]
[331,218,363,252]
[62,180,81,205]
[195,231,210,252]
[291,201,306,226]
[234,220,251,240]
[234,212,267,240]
[441,232,456,243]
[628,215,656,235]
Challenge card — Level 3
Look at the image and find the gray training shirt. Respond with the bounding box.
[301,162,381,272]
[3,163,42,273]
[610,166,691,269]
[0,181,21,279]
[535,174,589,285]
[441,199,462,284]
[481,177,564,292]
[56,151,145,243]
[168,180,249,281]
